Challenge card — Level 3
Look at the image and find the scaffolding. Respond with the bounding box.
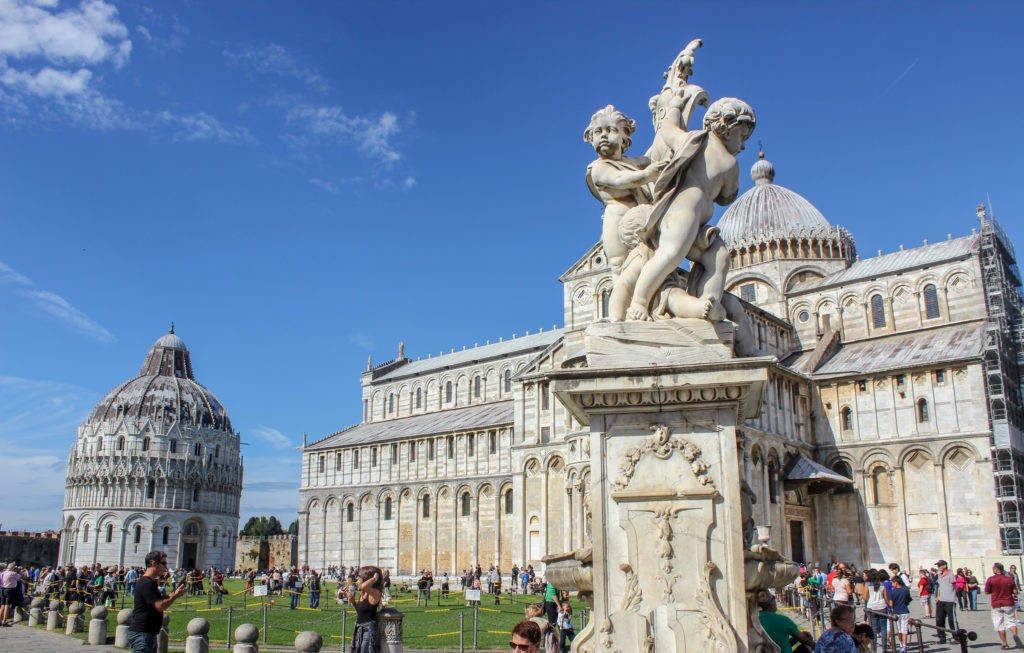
[979,205,1024,554]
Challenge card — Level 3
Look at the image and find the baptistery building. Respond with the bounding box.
[59,329,243,570]
[299,156,1023,575]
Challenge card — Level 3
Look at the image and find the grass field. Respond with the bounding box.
[48,578,589,650]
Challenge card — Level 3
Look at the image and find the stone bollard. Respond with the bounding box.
[377,607,406,653]
[46,599,64,631]
[294,630,323,652]
[66,602,85,635]
[185,617,210,653]
[88,605,109,645]
[232,623,260,653]
[114,608,133,647]
[28,596,45,627]
[13,597,28,623]
[157,613,170,653]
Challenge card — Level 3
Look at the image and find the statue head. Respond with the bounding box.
[584,105,635,159]
[703,97,756,155]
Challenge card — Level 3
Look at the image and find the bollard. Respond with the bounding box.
[262,604,268,643]
[294,630,323,652]
[459,611,465,653]
[227,606,233,646]
[377,607,405,653]
[185,617,210,653]
[88,605,109,645]
[28,596,45,627]
[341,609,347,649]
[46,599,64,631]
[158,612,170,653]
[233,623,260,653]
[12,597,28,624]
[66,601,85,635]
[115,608,133,647]
[472,606,478,649]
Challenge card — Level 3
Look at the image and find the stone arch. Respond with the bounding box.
[523,456,542,476]
[726,271,780,294]
[889,282,914,307]
[914,273,941,291]
[397,384,411,415]
[897,446,934,468]
[749,443,764,466]
[942,266,973,286]
[782,265,827,293]
[304,495,322,512]
[859,447,894,471]
[545,453,565,470]
[938,440,980,463]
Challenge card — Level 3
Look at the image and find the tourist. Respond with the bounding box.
[888,563,910,588]
[126,566,139,597]
[0,563,21,627]
[967,569,980,611]
[887,576,911,653]
[985,562,1023,650]
[417,570,432,603]
[861,571,887,653]
[441,572,450,599]
[510,619,542,653]
[815,604,857,653]
[287,567,302,609]
[917,569,934,618]
[308,570,321,609]
[934,560,958,643]
[127,551,187,653]
[525,603,559,652]
[512,564,520,590]
[557,601,576,650]
[212,571,226,605]
[543,580,559,624]
[955,568,969,609]
[758,591,814,653]
[347,565,383,653]
[832,569,852,607]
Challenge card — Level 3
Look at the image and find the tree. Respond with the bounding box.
[239,515,287,537]
[287,520,298,535]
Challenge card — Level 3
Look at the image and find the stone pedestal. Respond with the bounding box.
[377,607,405,653]
[115,608,133,647]
[46,599,64,631]
[12,600,27,624]
[294,630,323,652]
[28,597,44,626]
[66,602,85,635]
[186,618,210,653]
[88,605,108,645]
[232,623,260,653]
[549,319,776,653]
[158,613,170,653]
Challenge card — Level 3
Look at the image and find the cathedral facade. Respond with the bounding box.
[59,330,243,570]
[298,157,1023,575]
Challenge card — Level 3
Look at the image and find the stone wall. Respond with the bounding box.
[0,531,60,567]
[234,535,297,571]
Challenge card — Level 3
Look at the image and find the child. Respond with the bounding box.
[557,601,575,651]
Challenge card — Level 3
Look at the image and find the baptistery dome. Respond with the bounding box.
[88,328,231,431]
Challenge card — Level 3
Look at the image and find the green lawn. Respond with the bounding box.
[51,579,589,650]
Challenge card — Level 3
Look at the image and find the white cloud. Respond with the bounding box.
[155,110,255,145]
[287,104,402,164]
[403,176,416,190]
[135,24,150,41]
[250,425,292,449]
[0,64,91,96]
[224,43,327,92]
[0,259,32,285]
[0,376,97,441]
[309,178,340,194]
[0,0,131,66]
[20,289,115,342]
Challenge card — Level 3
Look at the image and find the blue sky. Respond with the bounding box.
[1,1,1022,531]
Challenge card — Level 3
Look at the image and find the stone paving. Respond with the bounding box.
[0,624,115,651]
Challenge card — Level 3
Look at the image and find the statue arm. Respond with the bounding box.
[590,160,663,189]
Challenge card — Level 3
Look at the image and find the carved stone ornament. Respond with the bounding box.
[619,562,643,612]
[695,561,739,653]
[613,424,715,491]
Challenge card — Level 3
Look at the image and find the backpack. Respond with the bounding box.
[926,575,937,594]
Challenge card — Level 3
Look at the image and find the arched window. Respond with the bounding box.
[384,497,393,521]
[134,525,141,543]
[83,527,88,543]
[840,407,853,432]
[445,381,453,403]
[994,399,1007,421]
[917,398,929,423]
[162,526,169,545]
[409,441,416,462]
[142,437,150,452]
[147,480,156,499]
[422,495,430,519]
[192,487,200,502]
[106,524,113,542]
[600,289,610,318]
[468,434,475,456]
[415,388,422,408]
[213,530,218,547]
[116,437,124,451]
[489,431,497,454]
[504,370,512,394]
[194,442,201,456]
[371,447,377,466]
[923,284,940,319]
[346,503,354,522]
[504,489,514,515]
[428,440,435,460]
[870,294,886,328]
[447,436,454,458]
[353,450,359,468]
[871,467,893,504]
[832,462,854,494]
[461,493,471,517]
[768,463,779,504]
[473,376,481,398]
[388,393,395,414]
[169,439,177,454]
[318,455,325,473]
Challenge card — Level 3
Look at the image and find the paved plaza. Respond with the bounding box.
[0,625,114,652]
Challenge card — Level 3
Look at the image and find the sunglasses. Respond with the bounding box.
[509,642,533,651]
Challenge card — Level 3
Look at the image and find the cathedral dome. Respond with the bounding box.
[87,328,232,431]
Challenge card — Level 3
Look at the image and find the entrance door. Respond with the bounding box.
[182,542,197,569]
[789,521,805,563]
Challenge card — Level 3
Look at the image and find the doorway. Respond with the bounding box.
[789,520,805,564]
[182,542,197,569]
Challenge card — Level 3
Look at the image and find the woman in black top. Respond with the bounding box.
[348,565,383,653]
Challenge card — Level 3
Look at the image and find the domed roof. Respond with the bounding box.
[717,155,834,246]
[87,328,232,431]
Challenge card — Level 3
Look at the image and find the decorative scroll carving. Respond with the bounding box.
[614,424,716,491]
[619,562,643,612]
[695,561,738,653]
[654,506,681,602]
[579,385,747,410]
[599,618,621,653]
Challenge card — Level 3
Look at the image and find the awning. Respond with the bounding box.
[784,455,853,495]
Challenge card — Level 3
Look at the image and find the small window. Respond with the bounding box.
[600,288,610,318]
[468,434,474,456]
[935,369,945,384]
[415,388,422,408]
[857,380,867,392]
[541,427,551,443]
[134,525,141,544]
[504,370,512,394]
[193,487,199,502]
[162,526,169,545]
[473,376,481,398]
[871,294,886,329]
[923,284,940,319]
[104,485,109,498]
[318,455,325,473]
[798,311,810,323]
[142,437,150,452]
[504,489,514,515]
[106,524,113,542]
[384,497,392,520]
[346,503,354,522]
[768,464,779,504]
[461,493,471,517]
[428,439,435,460]
[83,528,88,543]
[445,381,453,403]
[213,530,218,547]
[391,443,398,463]
[381,397,386,416]
[447,436,454,458]
[541,383,550,410]
[215,445,220,457]
[740,283,756,303]
[410,442,416,462]
[894,374,905,387]
[363,399,368,421]
[147,479,155,499]
[194,442,201,456]
[388,393,395,414]
[422,495,430,519]
[840,407,853,432]
[917,398,929,423]
[335,452,342,471]
[116,436,124,451]
[353,450,359,468]
[371,447,377,466]
[489,431,496,454]
[169,439,177,454]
